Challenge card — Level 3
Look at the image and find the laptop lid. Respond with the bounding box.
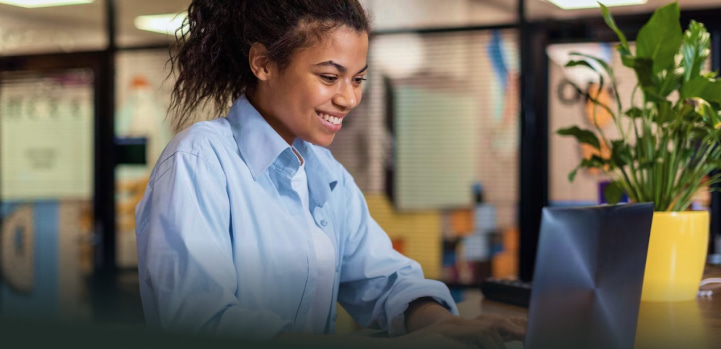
[525,203,654,349]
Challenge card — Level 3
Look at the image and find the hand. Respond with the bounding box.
[473,313,527,342]
[392,314,526,349]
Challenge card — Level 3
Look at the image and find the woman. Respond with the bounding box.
[135,0,525,348]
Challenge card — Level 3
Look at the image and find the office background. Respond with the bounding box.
[1,0,720,333]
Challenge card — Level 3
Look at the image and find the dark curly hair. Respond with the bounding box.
[168,0,371,130]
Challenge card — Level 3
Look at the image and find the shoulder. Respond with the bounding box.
[151,118,234,180]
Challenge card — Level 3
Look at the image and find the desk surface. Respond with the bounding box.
[458,265,721,349]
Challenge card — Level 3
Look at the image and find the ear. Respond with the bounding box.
[249,43,274,81]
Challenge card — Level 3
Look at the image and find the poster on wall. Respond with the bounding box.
[0,70,94,200]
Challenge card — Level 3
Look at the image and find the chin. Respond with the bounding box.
[306,134,336,147]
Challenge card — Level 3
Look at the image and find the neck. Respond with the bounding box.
[246,89,296,145]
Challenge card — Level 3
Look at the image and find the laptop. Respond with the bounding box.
[525,203,654,349]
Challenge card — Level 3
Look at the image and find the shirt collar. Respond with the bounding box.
[293,138,338,207]
[227,96,338,205]
[228,95,293,179]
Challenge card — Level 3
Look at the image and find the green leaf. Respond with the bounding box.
[565,60,595,70]
[557,126,601,150]
[623,56,667,102]
[655,100,674,123]
[601,4,630,53]
[625,107,643,118]
[569,168,579,182]
[570,52,623,111]
[569,53,614,76]
[610,140,630,167]
[681,74,721,104]
[567,155,607,182]
[582,154,608,168]
[700,80,721,105]
[621,54,636,69]
[604,181,625,205]
[565,59,605,86]
[681,20,711,82]
[682,110,703,123]
[682,75,711,99]
[638,159,657,170]
[627,57,655,88]
[689,126,710,140]
[709,160,721,172]
[695,99,721,127]
[657,68,684,98]
[636,2,682,74]
[678,100,695,114]
[643,88,667,103]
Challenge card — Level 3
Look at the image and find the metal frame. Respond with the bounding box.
[519,0,550,282]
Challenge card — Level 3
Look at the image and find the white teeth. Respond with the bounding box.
[318,112,342,125]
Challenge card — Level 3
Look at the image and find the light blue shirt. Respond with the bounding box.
[135,96,458,341]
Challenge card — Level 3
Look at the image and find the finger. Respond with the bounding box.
[497,317,526,340]
[489,328,507,349]
[439,322,498,347]
[507,316,528,327]
[477,333,505,349]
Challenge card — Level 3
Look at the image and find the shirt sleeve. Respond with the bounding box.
[135,151,292,341]
[335,169,459,337]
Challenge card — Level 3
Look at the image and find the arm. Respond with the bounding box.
[135,151,291,341]
[404,297,456,333]
[335,169,459,336]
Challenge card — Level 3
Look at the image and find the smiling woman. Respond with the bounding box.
[244,26,369,146]
[134,0,525,347]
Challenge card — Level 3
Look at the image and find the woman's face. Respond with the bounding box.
[256,26,369,147]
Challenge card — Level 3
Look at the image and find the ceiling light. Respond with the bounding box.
[135,13,187,35]
[548,0,647,10]
[0,0,93,8]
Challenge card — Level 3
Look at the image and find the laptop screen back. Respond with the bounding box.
[525,203,654,349]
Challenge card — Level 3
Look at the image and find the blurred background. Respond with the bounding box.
[1,0,720,336]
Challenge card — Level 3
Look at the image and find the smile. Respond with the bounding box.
[316,111,343,125]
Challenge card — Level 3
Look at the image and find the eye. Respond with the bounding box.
[320,75,338,83]
[353,76,368,85]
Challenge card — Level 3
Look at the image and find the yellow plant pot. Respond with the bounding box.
[641,211,709,302]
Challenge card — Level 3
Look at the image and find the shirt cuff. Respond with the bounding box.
[386,282,459,337]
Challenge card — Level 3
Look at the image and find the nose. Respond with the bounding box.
[333,80,358,110]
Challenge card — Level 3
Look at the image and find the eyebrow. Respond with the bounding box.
[315,61,368,74]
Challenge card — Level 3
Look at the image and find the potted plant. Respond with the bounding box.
[557,2,721,301]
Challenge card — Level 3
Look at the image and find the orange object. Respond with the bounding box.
[492,227,519,278]
[449,209,474,237]
[131,75,150,89]
[585,83,614,128]
[391,238,405,255]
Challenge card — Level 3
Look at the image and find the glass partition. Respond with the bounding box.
[1,69,95,320]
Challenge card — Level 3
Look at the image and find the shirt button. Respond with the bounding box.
[320,220,328,227]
